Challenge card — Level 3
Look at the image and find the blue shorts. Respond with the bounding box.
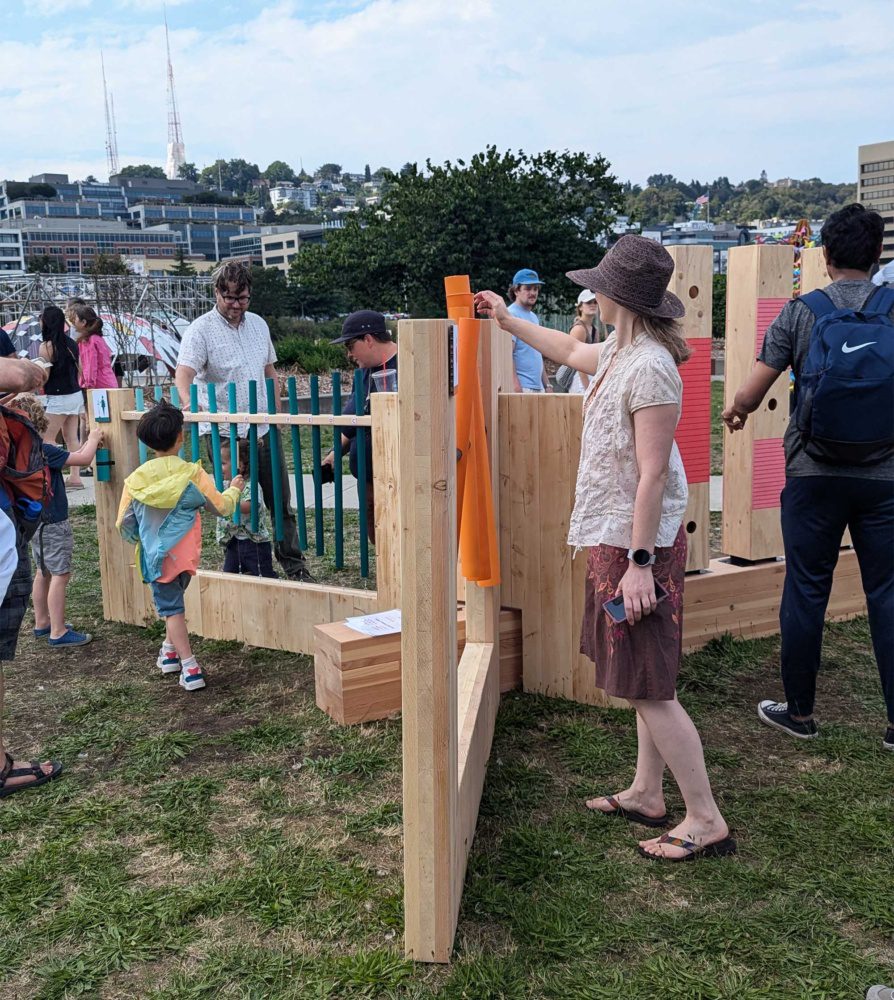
[150,572,192,618]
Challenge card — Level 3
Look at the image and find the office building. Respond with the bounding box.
[0,231,25,273]
[128,203,259,261]
[261,226,324,275]
[858,140,894,262]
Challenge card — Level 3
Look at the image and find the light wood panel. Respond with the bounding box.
[722,244,793,560]
[371,391,401,610]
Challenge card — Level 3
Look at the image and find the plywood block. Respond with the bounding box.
[666,245,713,340]
[800,246,829,293]
[313,604,520,724]
[683,480,710,573]
[371,391,401,610]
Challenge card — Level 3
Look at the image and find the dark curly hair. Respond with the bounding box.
[137,398,184,452]
[821,203,884,272]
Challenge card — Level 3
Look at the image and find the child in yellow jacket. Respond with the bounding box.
[117,400,243,691]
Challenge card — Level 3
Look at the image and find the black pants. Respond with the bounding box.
[222,538,277,578]
[208,431,308,580]
[780,476,894,723]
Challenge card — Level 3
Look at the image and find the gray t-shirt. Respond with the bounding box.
[759,279,894,481]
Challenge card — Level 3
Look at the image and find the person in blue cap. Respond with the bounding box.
[506,269,550,393]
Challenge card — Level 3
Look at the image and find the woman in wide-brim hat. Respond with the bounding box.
[475,235,733,862]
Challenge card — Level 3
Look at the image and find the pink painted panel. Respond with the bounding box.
[752,437,786,510]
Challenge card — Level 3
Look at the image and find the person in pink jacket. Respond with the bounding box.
[70,305,118,394]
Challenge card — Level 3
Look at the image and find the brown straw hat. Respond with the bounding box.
[565,235,685,320]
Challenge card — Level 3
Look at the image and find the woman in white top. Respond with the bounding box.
[567,289,608,394]
[475,236,733,862]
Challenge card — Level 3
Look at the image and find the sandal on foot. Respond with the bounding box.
[0,752,63,800]
[586,793,669,828]
[637,832,737,862]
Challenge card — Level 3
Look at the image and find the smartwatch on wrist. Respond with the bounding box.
[627,548,656,567]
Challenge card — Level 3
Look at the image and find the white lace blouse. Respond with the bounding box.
[567,331,688,550]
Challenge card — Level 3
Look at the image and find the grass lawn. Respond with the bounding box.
[1,506,891,998]
[711,379,724,476]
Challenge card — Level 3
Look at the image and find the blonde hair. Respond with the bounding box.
[641,316,692,365]
[12,393,49,435]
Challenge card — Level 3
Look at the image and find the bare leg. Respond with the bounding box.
[32,570,50,632]
[43,413,65,447]
[0,666,55,790]
[586,709,667,818]
[61,415,82,485]
[164,614,193,662]
[631,696,729,859]
[47,573,71,640]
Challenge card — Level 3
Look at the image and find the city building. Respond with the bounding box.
[0,218,182,273]
[0,231,25,273]
[269,183,319,211]
[122,254,214,277]
[260,225,324,275]
[858,140,894,262]
[226,232,264,265]
[128,203,259,261]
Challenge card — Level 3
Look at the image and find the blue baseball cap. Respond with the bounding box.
[512,268,544,286]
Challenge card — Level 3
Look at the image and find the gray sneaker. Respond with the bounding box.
[757,700,818,740]
[866,987,894,1000]
[883,727,894,753]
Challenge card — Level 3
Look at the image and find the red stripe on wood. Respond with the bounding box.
[676,339,711,484]
[752,438,786,509]
[755,298,790,356]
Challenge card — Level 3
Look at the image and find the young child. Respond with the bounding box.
[216,439,277,578]
[117,400,244,691]
[12,394,102,647]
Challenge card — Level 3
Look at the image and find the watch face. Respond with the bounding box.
[633,549,651,566]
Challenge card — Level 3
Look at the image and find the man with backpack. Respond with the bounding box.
[723,204,894,752]
[0,355,65,798]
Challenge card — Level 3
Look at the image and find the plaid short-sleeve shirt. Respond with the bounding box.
[177,308,277,438]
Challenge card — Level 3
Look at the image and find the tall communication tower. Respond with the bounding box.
[101,52,119,178]
[164,10,186,180]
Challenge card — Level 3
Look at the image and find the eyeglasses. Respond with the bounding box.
[220,294,250,305]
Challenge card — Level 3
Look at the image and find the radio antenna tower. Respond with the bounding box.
[164,9,186,180]
[101,51,119,178]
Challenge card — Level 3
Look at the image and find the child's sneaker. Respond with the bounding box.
[156,650,182,674]
[179,662,206,692]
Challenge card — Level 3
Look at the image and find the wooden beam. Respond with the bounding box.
[371,391,401,610]
[121,411,373,428]
[399,320,459,963]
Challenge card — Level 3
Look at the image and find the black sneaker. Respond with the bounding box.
[883,727,894,753]
[757,700,818,740]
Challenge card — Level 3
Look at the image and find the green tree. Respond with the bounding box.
[198,159,261,195]
[249,266,297,320]
[88,253,128,275]
[292,146,624,317]
[364,164,372,183]
[178,162,199,182]
[170,246,196,276]
[26,254,64,274]
[117,164,166,179]
[315,163,342,181]
[263,160,297,183]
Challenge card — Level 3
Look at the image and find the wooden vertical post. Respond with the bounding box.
[91,388,150,626]
[371,391,401,610]
[722,244,793,561]
[799,245,830,294]
[399,320,459,963]
[665,245,712,572]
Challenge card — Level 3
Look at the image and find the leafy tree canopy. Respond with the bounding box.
[315,163,342,181]
[170,246,196,276]
[88,253,128,276]
[117,164,166,179]
[198,159,261,196]
[291,146,624,316]
[27,254,64,273]
[182,191,247,206]
[249,265,298,321]
[264,160,297,183]
[178,162,199,182]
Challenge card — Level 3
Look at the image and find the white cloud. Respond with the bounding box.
[3,0,892,184]
[23,0,91,15]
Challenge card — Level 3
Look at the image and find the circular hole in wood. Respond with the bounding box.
[768,398,778,411]
[688,285,699,299]
[697,310,704,318]
[686,520,697,533]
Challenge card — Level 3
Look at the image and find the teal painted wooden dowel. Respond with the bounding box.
[189,384,201,464]
[310,375,324,556]
[354,368,369,578]
[287,377,308,550]
[227,382,240,526]
[248,380,259,534]
[207,383,224,491]
[154,385,163,403]
[134,387,148,463]
[265,376,285,543]
[331,370,344,569]
[168,386,185,459]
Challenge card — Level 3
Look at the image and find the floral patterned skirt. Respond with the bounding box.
[580,525,686,701]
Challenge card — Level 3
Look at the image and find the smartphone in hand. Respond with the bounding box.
[603,580,669,624]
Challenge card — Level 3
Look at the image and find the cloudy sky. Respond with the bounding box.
[2,0,892,186]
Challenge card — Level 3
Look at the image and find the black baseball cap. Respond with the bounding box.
[330,310,388,344]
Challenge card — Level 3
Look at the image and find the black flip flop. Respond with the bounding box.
[586,793,670,828]
[0,752,64,800]
[637,832,737,862]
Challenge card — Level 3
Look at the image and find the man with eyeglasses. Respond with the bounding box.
[175,261,313,582]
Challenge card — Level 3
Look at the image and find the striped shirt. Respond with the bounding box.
[177,308,277,438]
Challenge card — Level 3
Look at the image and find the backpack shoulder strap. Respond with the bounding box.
[864,285,894,317]
[799,289,836,319]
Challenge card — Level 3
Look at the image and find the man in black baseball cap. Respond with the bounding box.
[323,311,397,543]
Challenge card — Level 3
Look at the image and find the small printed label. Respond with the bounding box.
[91,389,111,422]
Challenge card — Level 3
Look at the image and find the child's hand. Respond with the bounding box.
[89,428,104,446]
[230,474,245,493]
